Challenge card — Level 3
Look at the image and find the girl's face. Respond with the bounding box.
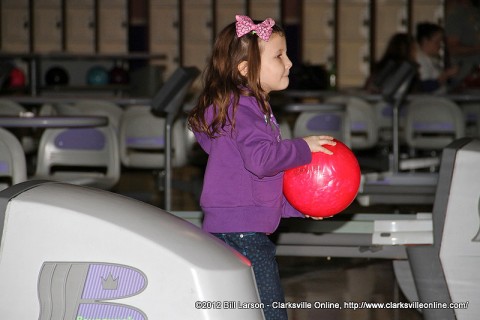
[259,33,292,93]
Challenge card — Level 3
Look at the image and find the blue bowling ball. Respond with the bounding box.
[86,66,109,85]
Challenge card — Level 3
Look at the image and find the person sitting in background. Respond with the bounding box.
[365,33,417,93]
[416,22,459,93]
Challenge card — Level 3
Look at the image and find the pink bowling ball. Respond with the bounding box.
[283,140,361,217]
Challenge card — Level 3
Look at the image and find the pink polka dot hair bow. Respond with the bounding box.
[235,15,275,42]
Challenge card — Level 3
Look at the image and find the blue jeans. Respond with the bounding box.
[213,232,288,320]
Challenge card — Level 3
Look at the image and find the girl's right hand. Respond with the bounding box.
[303,135,336,154]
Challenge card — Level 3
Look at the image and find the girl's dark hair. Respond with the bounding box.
[188,20,285,138]
[370,32,415,76]
[416,22,444,44]
[380,33,415,66]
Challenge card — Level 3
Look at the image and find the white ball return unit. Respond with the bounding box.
[0,181,264,319]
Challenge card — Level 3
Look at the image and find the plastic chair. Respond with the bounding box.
[0,127,27,190]
[293,103,351,147]
[326,96,378,150]
[399,96,465,171]
[31,126,120,190]
[404,96,465,153]
[119,105,188,169]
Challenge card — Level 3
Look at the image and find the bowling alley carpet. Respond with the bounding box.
[114,166,424,320]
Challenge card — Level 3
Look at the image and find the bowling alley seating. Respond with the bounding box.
[119,105,188,169]
[31,125,121,190]
[0,127,27,191]
[326,96,379,150]
[402,96,465,170]
[293,103,351,147]
[34,100,124,188]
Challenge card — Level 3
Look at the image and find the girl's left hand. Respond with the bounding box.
[305,215,334,220]
[305,215,323,220]
[303,135,336,154]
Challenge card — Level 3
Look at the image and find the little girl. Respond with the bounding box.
[188,15,335,320]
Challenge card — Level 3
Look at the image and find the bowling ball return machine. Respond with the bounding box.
[0,181,264,319]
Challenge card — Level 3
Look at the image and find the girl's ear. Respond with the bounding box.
[237,61,248,76]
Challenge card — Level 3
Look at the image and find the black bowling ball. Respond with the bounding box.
[45,66,69,86]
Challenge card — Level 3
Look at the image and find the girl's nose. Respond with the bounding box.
[285,56,293,70]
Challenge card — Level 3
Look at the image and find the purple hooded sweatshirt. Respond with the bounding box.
[194,95,312,233]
